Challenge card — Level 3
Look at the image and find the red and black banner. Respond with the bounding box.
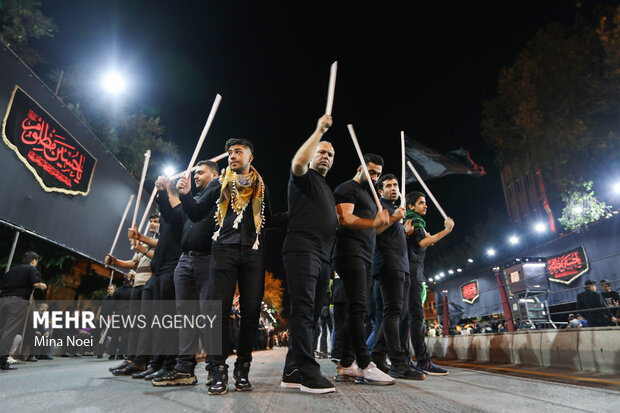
[460,279,480,304]
[2,86,97,196]
[546,246,589,285]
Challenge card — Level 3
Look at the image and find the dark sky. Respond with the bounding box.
[32,0,581,258]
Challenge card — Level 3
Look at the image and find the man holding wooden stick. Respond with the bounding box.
[332,154,395,385]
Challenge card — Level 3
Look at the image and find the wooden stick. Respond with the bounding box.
[109,269,114,286]
[138,188,157,234]
[407,160,448,220]
[108,194,134,259]
[170,152,227,180]
[132,150,151,228]
[325,61,338,116]
[186,94,222,174]
[401,131,406,208]
[346,124,382,210]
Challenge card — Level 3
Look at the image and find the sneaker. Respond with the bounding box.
[233,361,252,391]
[418,360,449,376]
[152,370,198,387]
[7,356,17,364]
[26,355,38,362]
[362,362,396,385]
[371,355,389,374]
[145,368,170,381]
[208,365,229,395]
[388,363,426,380]
[280,369,301,389]
[205,362,214,386]
[300,375,335,394]
[335,361,363,383]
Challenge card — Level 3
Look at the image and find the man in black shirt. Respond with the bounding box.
[402,191,453,376]
[370,174,424,380]
[332,153,394,385]
[177,138,284,395]
[0,251,47,370]
[600,279,619,324]
[279,114,336,394]
[577,280,617,327]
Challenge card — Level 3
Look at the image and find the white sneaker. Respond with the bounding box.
[363,362,396,385]
[335,361,363,383]
[7,356,17,364]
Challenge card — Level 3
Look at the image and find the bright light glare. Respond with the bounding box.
[434,276,440,281]
[428,278,433,282]
[467,258,474,263]
[457,268,463,272]
[509,235,519,245]
[534,222,546,233]
[102,72,127,94]
[440,272,445,277]
[487,248,496,256]
[613,182,620,194]
[448,269,454,274]
[163,165,175,176]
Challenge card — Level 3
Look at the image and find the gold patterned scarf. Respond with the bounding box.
[212,165,265,249]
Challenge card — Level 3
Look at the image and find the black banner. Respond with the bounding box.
[460,279,480,304]
[547,246,589,285]
[2,86,97,195]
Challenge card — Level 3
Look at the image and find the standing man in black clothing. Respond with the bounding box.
[279,114,336,394]
[402,191,453,376]
[600,279,620,324]
[177,139,284,395]
[332,153,394,385]
[0,251,47,370]
[370,174,424,380]
[152,160,220,385]
[577,280,618,327]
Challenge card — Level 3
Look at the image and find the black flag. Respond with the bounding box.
[405,135,485,183]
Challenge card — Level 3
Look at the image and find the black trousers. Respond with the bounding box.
[401,271,430,363]
[134,277,157,364]
[371,269,407,365]
[207,244,264,367]
[0,297,29,361]
[318,308,333,354]
[126,285,145,359]
[282,252,331,380]
[333,256,372,369]
[174,253,211,373]
[152,265,178,370]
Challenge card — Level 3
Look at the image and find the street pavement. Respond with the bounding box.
[1,347,618,413]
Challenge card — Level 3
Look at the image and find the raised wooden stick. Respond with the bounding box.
[138,188,157,234]
[186,94,222,175]
[108,194,134,260]
[407,160,448,220]
[401,131,406,208]
[325,61,338,116]
[171,152,227,180]
[132,150,151,228]
[347,124,382,210]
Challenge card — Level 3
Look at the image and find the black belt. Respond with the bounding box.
[187,251,208,257]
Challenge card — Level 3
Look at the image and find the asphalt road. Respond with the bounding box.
[1,347,618,413]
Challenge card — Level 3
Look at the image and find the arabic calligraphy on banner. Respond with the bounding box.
[460,279,479,304]
[546,246,589,285]
[2,86,96,195]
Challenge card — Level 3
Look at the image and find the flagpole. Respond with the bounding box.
[407,160,448,220]
[347,124,382,210]
[401,131,406,208]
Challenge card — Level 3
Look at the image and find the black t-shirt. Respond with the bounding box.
[151,191,183,273]
[407,226,428,283]
[0,264,41,299]
[332,179,377,264]
[602,290,620,308]
[375,198,409,273]
[282,169,337,262]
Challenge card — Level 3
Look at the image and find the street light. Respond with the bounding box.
[467,258,474,263]
[448,269,454,274]
[534,222,546,233]
[613,182,620,194]
[102,71,127,95]
[508,235,519,245]
[163,165,176,177]
[456,268,463,272]
[487,248,496,257]
[440,272,445,277]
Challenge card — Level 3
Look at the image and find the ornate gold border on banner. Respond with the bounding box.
[548,246,590,285]
[2,85,97,196]
[461,279,480,304]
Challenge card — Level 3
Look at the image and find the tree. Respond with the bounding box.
[263,271,284,312]
[557,181,612,232]
[0,0,57,66]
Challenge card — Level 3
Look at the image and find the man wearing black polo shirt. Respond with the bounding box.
[177,139,285,395]
[370,174,425,380]
[332,153,394,385]
[0,251,47,370]
[279,114,336,394]
[151,160,220,385]
[403,191,453,376]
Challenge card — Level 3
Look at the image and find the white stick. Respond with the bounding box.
[401,131,406,208]
[347,124,382,210]
[108,270,114,286]
[132,150,151,228]
[172,152,227,180]
[325,61,338,116]
[109,194,134,258]
[138,188,157,234]
[407,160,448,220]
[186,94,222,173]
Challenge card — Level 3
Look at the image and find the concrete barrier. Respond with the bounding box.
[453,335,473,360]
[540,329,580,371]
[488,333,513,364]
[470,334,491,362]
[577,327,620,375]
[511,331,542,367]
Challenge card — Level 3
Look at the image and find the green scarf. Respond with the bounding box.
[404,210,426,230]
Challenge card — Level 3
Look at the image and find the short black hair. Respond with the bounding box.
[377,173,398,190]
[149,213,160,220]
[406,191,425,206]
[21,251,39,264]
[196,160,219,173]
[225,138,254,154]
[362,153,383,167]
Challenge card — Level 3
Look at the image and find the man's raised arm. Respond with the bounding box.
[291,114,332,176]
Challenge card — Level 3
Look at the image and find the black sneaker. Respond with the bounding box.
[280,368,301,389]
[300,375,335,394]
[233,361,252,391]
[388,363,426,380]
[417,360,449,376]
[371,356,390,374]
[151,370,198,387]
[208,365,229,395]
[145,367,170,380]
